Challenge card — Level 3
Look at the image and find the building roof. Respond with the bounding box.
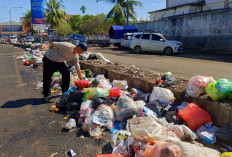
[0,21,22,25]
[66,15,74,21]
[148,1,205,14]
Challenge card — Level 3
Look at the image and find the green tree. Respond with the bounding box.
[56,24,73,36]
[96,0,142,25]
[80,5,86,15]
[21,10,34,34]
[45,0,67,30]
[70,15,82,33]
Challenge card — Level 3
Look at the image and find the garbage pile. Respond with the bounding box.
[50,70,231,157]
[14,44,232,156]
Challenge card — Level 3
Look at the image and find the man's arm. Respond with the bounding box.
[76,69,82,80]
[49,43,54,49]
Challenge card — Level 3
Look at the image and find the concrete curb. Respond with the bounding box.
[80,60,232,127]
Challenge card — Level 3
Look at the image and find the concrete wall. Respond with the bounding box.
[136,9,232,52]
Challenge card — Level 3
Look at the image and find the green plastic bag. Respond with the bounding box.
[83,88,109,100]
[206,79,232,101]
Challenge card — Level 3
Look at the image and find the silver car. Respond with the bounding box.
[130,32,183,55]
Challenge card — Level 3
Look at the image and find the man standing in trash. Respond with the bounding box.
[43,41,88,103]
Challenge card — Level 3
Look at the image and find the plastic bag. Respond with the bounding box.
[92,97,111,110]
[185,75,213,98]
[96,53,111,63]
[115,95,138,122]
[79,100,95,118]
[161,74,178,87]
[134,93,150,103]
[74,80,90,90]
[206,79,232,101]
[145,100,173,117]
[166,124,196,141]
[82,105,114,136]
[95,154,122,157]
[109,88,121,98]
[97,79,112,89]
[66,90,84,104]
[126,117,178,143]
[144,141,183,157]
[178,103,212,130]
[215,126,232,146]
[110,130,132,148]
[113,80,128,90]
[93,88,109,100]
[149,87,175,102]
[83,88,97,100]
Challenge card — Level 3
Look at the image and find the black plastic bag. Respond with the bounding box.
[67,90,84,104]
[164,111,183,124]
[162,74,178,86]
[92,97,113,110]
[88,54,98,60]
[215,126,232,146]
[145,100,171,117]
[66,102,81,111]
[134,93,150,103]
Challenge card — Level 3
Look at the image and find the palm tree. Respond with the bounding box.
[96,0,142,25]
[80,5,86,15]
[45,0,67,30]
[21,10,33,35]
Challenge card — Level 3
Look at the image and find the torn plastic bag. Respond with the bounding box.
[161,74,178,87]
[215,126,232,146]
[92,105,114,129]
[79,100,95,118]
[185,75,213,98]
[111,138,134,156]
[113,80,128,90]
[178,103,212,131]
[126,117,178,143]
[115,95,138,122]
[110,130,132,148]
[134,93,150,103]
[82,105,114,136]
[206,79,232,101]
[166,124,196,141]
[149,87,175,103]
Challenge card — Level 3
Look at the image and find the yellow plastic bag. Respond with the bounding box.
[220,152,232,157]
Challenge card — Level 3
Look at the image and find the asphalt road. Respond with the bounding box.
[88,47,232,80]
[0,44,111,157]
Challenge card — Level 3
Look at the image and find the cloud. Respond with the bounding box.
[152,3,157,6]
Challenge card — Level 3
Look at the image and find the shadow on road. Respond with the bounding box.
[1,98,45,108]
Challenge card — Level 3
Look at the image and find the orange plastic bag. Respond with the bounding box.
[95,154,122,157]
[178,103,212,130]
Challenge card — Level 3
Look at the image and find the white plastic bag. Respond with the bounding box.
[110,130,132,148]
[97,79,112,89]
[185,75,213,98]
[113,80,128,90]
[79,100,95,118]
[96,53,111,63]
[149,87,175,102]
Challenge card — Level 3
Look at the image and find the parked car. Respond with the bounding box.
[68,34,87,43]
[53,36,69,42]
[120,33,133,48]
[9,36,18,43]
[130,32,183,55]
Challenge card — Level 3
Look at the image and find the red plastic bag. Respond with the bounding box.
[74,80,90,90]
[95,154,122,157]
[178,103,212,130]
[23,61,30,66]
[109,88,121,98]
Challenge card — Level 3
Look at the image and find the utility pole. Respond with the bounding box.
[127,0,129,26]
[9,7,22,36]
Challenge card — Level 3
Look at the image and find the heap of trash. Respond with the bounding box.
[14,44,232,157]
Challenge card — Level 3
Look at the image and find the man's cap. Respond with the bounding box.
[77,42,88,51]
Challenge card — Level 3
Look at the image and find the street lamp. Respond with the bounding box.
[9,7,22,36]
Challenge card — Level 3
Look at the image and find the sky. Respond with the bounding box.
[0,0,166,23]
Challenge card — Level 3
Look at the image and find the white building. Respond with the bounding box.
[149,0,232,21]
